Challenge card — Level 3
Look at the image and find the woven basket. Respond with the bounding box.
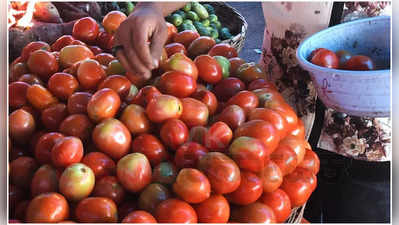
[206,2,248,53]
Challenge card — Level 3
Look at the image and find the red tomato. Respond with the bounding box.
[75,197,118,223]
[231,202,276,223]
[216,104,246,130]
[228,136,268,173]
[298,149,320,175]
[208,43,238,58]
[173,168,211,203]
[48,72,79,100]
[77,59,106,90]
[258,160,283,193]
[18,73,44,85]
[132,134,169,167]
[335,49,352,67]
[122,210,157,223]
[259,189,292,223]
[180,97,209,127]
[198,152,241,194]
[94,53,115,66]
[194,194,230,223]
[173,30,201,48]
[270,145,298,176]
[235,120,280,154]
[138,183,171,214]
[204,121,232,151]
[162,52,198,81]
[59,45,94,69]
[279,135,306,165]
[152,162,177,185]
[236,62,267,83]
[145,94,183,123]
[96,31,115,51]
[41,103,68,131]
[281,167,317,207]
[51,35,75,51]
[290,118,305,139]
[187,36,216,58]
[9,109,36,143]
[10,62,28,82]
[59,163,95,201]
[158,71,197,97]
[117,153,152,192]
[226,90,259,115]
[92,176,125,205]
[248,78,278,91]
[229,57,246,76]
[9,81,30,109]
[130,85,161,107]
[92,118,131,160]
[21,41,51,61]
[194,55,223,83]
[87,88,121,123]
[174,142,208,169]
[10,156,38,189]
[166,22,178,44]
[25,193,69,223]
[160,119,189,150]
[311,48,339,69]
[344,55,375,70]
[249,108,288,139]
[67,92,92,114]
[165,42,187,57]
[98,75,132,98]
[212,77,246,102]
[71,39,87,46]
[72,17,99,43]
[103,11,127,34]
[27,50,59,81]
[59,114,93,142]
[81,152,116,179]
[120,104,151,135]
[189,125,208,145]
[191,89,218,115]
[51,136,84,168]
[35,132,64,165]
[26,84,58,110]
[155,198,198,223]
[225,171,263,205]
[31,164,59,197]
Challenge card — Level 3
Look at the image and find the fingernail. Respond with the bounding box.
[153,59,159,68]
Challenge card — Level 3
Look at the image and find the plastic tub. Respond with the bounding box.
[296,16,391,117]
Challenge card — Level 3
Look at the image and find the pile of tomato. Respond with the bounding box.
[9,10,319,223]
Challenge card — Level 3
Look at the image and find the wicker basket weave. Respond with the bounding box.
[206,2,248,53]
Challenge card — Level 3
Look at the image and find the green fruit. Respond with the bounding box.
[201,19,210,27]
[165,15,174,23]
[171,14,183,27]
[197,26,211,37]
[211,20,222,30]
[126,2,135,15]
[210,28,219,39]
[175,10,186,19]
[209,14,218,23]
[186,11,200,21]
[214,56,231,78]
[183,19,193,25]
[192,2,209,19]
[220,27,233,40]
[182,3,192,12]
[203,4,215,14]
[193,21,204,29]
[180,23,198,32]
[107,59,126,75]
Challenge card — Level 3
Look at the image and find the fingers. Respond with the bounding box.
[150,23,168,67]
[132,25,156,70]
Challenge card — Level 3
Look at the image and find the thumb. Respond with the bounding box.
[150,23,168,68]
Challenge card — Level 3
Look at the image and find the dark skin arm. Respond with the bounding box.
[113,2,187,80]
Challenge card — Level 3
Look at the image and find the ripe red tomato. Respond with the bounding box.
[281,167,317,207]
[258,160,283,193]
[187,36,216,58]
[270,145,298,176]
[122,210,157,223]
[72,17,99,43]
[117,153,152,192]
[130,85,161,106]
[344,55,375,70]
[138,183,171,214]
[26,84,58,110]
[225,171,263,205]
[165,42,187,57]
[75,197,118,223]
[27,50,59,81]
[204,121,232,151]
[252,87,285,107]
[160,119,189,150]
[10,62,28,82]
[102,11,127,34]
[98,75,132,99]
[92,176,125,205]
[194,55,223,83]
[48,72,79,100]
[18,73,43,85]
[226,90,259,115]
[236,62,267,83]
[10,156,38,189]
[235,120,280,154]
[120,104,151,135]
[81,152,116,179]
[51,35,75,51]
[67,92,92,114]
[310,48,339,69]
[96,31,115,51]
[298,149,320,175]
[194,194,230,223]
[87,88,121,123]
[174,142,208,168]
[191,89,218,115]
[335,49,352,67]
[9,109,36,143]
[9,81,30,109]
[31,164,59,197]
[166,22,178,44]
[152,162,178,186]
[180,97,209,127]
[279,135,306,164]
[158,71,197,97]
[59,114,93,142]
[228,136,268,173]
[92,118,131,160]
[132,134,169,167]
[77,59,106,90]
[155,198,198,223]
[35,132,64,165]
[173,168,211,203]
[21,41,51,62]
[59,45,94,68]
[189,125,207,145]
[229,57,246,76]
[198,152,241,194]
[212,77,246,102]
[290,118,305,139]
[208,43,238,59]
[173,30,201,48]
[162,52,198,81]
[41,103,68,131]
[145,94,183,123]
[25,193,69,223]
[217,104,246,130]
[248,78,278,91]
[231,202,276,223]
[249,108,288,139]
[94,53,115,66]
[51,136,84,168]
[59,163,95,202]
[259,189,292,223]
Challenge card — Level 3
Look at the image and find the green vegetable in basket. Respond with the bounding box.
[220,27,232,40]
[201,19,210,27]
[192,2,209,20]
[180,23,198,32]
[193,21,204,30]
[211,21,222,30]
[197,25,211,37]
[171,14,183,27]
[209,14,218,23]
[214,56,231,78]
[203,4,215,14]
[175,10,186,19]
[183,19,193,25]
[165,14,174,23]
[215,38,222,44]
[186,11,199,21]
[210,28,219,39]
[182,3,192,12]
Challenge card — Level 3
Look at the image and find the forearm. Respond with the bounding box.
[136,2,188,17]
